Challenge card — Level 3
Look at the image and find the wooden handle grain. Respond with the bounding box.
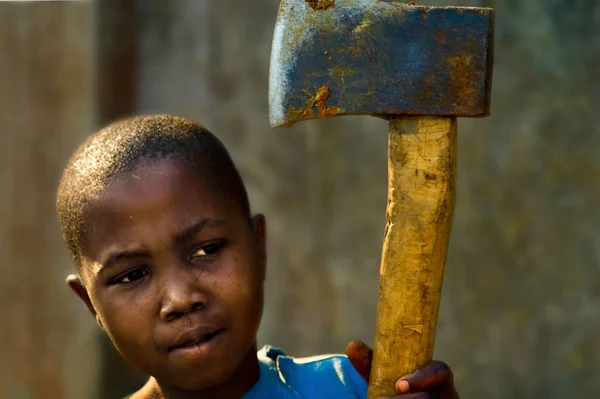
[367,116,457,398]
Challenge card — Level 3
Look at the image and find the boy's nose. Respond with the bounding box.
[159,270,208,322]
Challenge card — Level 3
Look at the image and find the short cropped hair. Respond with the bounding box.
[56,114,250,266]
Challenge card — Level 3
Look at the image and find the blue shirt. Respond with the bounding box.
[243,346,368,398]
[123,346,368,398]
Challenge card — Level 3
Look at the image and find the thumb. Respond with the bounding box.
[345,340,373,383]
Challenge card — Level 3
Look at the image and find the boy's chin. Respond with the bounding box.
[162,362,241,393]
[163,348,258,393]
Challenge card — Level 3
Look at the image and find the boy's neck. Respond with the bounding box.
[133,344,260,399]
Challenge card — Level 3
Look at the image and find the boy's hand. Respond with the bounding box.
[346,341,459,399]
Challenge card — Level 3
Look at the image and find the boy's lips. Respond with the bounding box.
[168,326,226,352]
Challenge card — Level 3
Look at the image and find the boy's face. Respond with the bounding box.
[68,159,266,392]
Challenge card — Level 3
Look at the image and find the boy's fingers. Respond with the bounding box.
[345,340,373,383]
[397,361,453,392]
[345,345,454,398]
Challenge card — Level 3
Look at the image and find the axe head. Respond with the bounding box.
[269,0,494,128]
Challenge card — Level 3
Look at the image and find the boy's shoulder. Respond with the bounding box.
[244,345,368,398]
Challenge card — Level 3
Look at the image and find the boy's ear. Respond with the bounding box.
[251,214,267,277]
[66,274,103,329]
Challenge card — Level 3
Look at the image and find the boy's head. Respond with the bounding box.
[57,115,266,393]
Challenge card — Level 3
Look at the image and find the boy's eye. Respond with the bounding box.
[116,268,149,284]
[191,241,225,259]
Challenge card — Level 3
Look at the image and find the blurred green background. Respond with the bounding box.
[0,0,597,398]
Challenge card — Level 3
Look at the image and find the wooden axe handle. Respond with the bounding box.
[367,116,457,398]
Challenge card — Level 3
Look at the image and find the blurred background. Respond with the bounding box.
[0,0,597,398]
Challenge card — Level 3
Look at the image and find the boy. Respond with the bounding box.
[57,114,459,399]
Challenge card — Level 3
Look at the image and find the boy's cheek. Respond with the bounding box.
[220,274,263,325]
[101,312,157,361]
[94,295,151,338]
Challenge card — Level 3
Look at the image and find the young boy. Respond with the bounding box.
[57,114,459,399]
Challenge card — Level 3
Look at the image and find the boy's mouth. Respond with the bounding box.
[169,327,226,352]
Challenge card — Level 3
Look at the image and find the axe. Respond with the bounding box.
[268,1,494,397]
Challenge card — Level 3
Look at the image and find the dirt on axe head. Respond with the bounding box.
[268,0,494,128]
[268,1,494,398]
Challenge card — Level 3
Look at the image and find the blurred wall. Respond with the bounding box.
[0,2,99,399]
[0,0,597,398]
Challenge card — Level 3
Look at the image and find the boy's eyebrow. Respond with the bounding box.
[99,218,228,272]
[173,218,228,247]
[102,250,150,271]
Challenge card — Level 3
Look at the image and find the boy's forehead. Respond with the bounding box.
[99,159,218,205]
[81,161,237,241]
